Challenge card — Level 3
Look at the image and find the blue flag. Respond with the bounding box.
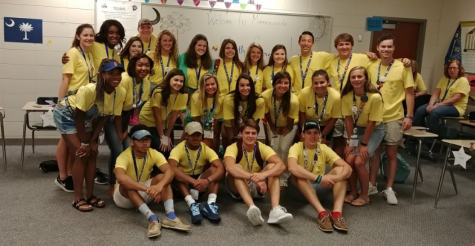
[444,24,462,64]
[4,17,43,44]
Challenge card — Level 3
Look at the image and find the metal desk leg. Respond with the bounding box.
[435,145,451,208]
[412,139,423,201]
[0,113,6,171]
[448,162,458,194]
[20,112,28,171]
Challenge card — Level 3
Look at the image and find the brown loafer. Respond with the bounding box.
[317,214,333,232]
[330,214,348,232]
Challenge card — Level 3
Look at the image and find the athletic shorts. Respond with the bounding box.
[225,174,265,199]
[113,179,153,209]
[287,177,332,203]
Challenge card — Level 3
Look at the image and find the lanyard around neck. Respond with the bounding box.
[165,93,179,122]
[160,54,171,79]
[441,78,458,101]
[303,143,319,170]
[185,143,202,175]
[79,46,93,83]
[105,43,114,59]
[300,53,313,89]
[133,77,144,108]
[242,144,257,172]
[147,37,151,52]
[273,91,283,131]
[377,60,394,90]
[132,149,147,181]
[352,91,367,126]
[224,61,235,89]
[314,92,328,122]
[337,54,352,92]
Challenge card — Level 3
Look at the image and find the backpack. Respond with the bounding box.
[380,151,410,183]
[235,140,264,169]
[39,159,58,173]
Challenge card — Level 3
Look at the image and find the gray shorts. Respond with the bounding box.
[287,177,332,203]
[225,174,265,199]
[332,118,347,138]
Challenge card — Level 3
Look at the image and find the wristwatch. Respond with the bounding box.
[405,115,414,121]
[360,142,368,146]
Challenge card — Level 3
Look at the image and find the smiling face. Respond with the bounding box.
[377,39,395,59]
[225,43,236,59]
[138,24,153,38]
[240,126,258,145]
[238,78,251,97]
[336,41,353,57]
[298,34,314,54]
[169,75,184,92]
[107,25,120,46]
[77,27,94,48]
[103,68,123,88]
[273,48,286,66]
[312,75,329,94]
[250,47,262,63]
[135,57,151,79]
[301,128,320,147]
[186,132,202,148]
[204,78,218,95]
[129,40,143,58]
[349,69,366,90]
[195,39,207,57]
[275,77,290,95]
[160,34,173,52]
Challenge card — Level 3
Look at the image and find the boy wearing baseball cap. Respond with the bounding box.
[287,121,352,232]
[113,125,191,238]
[168,122,225,225]
[136,18,157,52]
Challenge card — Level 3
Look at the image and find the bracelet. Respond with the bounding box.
[360,142,368,146]
[81,142,89,146]
[206,178,211,184]
[316,175,322,184]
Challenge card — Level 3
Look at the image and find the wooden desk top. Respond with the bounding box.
[22,102,54,111]
[442,139,475,149]
[460,120,475,127]
[410,126,426,130]
[403,129,438,138]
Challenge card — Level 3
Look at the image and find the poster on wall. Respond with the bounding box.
[461,22,475,73]
[96,0,141,40]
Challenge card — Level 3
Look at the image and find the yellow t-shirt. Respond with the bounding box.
[288,142,339,175]
[139,89,188,127]
[261,88,299,126]
[91,41,120,76]
[289,51,336,95]
[169,141,220,175]
[436,76,470,116]
[262,65,295,91]
[224,141,276,173]
[328,53,374,93]
[146,51,178,86]
[217,59,242,94]
[67,83,126,116]
[223,93,265,121]
[120,57,129,71]
[63,47,94,93]
[368,60,414,122]
[414,73,427,92]
[135,34,158,53]
[187,62,211,90]
[298,86,341,126]
[247,65,264,94]
[119,73,151,111]
[115,146,167,185]
[341,92,382,127]
[190,92,223,119]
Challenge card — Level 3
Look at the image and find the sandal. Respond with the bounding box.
[72,198,93,212]
[350,197,370,207]
[344,193,356,204]
[86,195,105,208]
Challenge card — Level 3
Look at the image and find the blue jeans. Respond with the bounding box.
[413,103,460,129]
[104,119,130,185]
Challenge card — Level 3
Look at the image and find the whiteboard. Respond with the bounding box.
[96,0,142,41]
[141,4,332,60]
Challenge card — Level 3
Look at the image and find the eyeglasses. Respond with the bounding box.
[448,67,459,70]
[134,138,152,143]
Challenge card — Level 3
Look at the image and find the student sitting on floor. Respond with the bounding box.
[287,121,352,233]
[224,119,293,226]
[113,125,191,238]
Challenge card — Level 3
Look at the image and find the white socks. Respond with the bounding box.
[185,195,196,207]
[207,193,217,204]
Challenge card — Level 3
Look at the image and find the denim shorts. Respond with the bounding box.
[352,123,385,157]
[53,102,98,134]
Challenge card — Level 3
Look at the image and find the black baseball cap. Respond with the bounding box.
[302,121,320,132]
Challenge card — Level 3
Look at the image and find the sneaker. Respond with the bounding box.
[267,205,293,224]
[330,214,348,232]
[94,168,108,185]
[189,202,203,224]
[161,217,191,231]
[55,175,74,193]
[147,220,161,238]
[368,183,378,195]
[381,187,398,205]
[65,175,74,191]
[246,205,264,226]
[317,214,333,232]
[201,203,221,223]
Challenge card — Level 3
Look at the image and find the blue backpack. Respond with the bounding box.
[380,151,410,183]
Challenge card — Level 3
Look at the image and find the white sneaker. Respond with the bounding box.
[267,205,293,224]
[368,183,378,195]
[382,187,398,205]
[246,205,264,226]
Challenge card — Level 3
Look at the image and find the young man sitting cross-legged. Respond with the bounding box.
[168,122,225,225]
[113,125,191,238]
[224,119,293,226]
[287,121,352,232]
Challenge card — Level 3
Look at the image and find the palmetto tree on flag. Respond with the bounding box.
[19,22,33,40]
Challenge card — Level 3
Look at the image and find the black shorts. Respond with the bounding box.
[320,125,334,141]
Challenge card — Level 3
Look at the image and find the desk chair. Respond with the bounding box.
[428,125,459,159]
[31,97,58,153]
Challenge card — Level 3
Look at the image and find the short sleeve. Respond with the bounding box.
[298,92,306,112]
[330,97,342,118]
[75,86,94,112]
[174,94,188,111]
[205,146,220,163]
[150,90,162,108]
[454,78,470,95]
[190,93,201,117]
[215,95,225,119]
[115,152,129,170]
[321,144,340,167]
[224,143,238,159]
[114,87,126,115]
[416,74,427,91]
[260,143,277,161]
[368,94,383,122]
[254,98,266,119]
[287,143,300,160]
[436,77,445,89]
[341,94,352,116]
[168,146,182,162]
[223,96,235,120]
[317,51,337,70]
[151,149,168,168]
[403,67,415,89]
[63,49,78,75]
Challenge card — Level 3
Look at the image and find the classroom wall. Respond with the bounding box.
[0,0,468,138]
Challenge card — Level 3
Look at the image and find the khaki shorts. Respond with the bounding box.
[383,118,404,145]
[332,118,347,138]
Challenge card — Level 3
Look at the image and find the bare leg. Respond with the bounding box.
[344,154,358,201]
[62,133,87,201]
[385,145,398,188]
[227,172,254,207]
[332,136,345,159]
[56,137,69,179]
[369,143,383,185]
[355,156,370,199]
[212,121,223,154]
[329,167,347,212]
[289,175,325,213]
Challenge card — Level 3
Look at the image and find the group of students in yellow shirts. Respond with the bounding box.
[53,17,471,238]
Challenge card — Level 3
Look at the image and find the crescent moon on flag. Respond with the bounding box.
[5,19,15,27]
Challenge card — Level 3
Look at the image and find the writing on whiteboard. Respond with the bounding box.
[207,13,287,27]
